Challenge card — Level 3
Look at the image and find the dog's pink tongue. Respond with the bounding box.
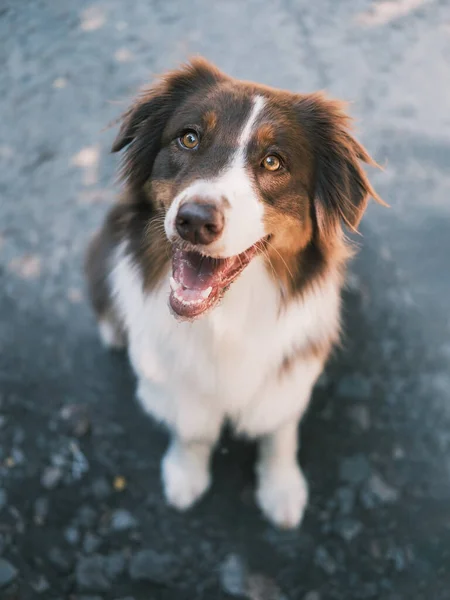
[173,249,223,290]
[170,249,224,319]
[169,247,258,319]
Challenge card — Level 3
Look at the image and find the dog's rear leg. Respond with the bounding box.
[85,228,126,350]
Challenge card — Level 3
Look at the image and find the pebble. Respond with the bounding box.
[91,477,112,500]
[76,554,111,592]
[246,573,286,600]
[360,489,376,510]
[347,405,370,431]
[49,452,66,469]
[129,549,177,584]
[105,551,127,579]
[0,558,18,588]
[110,509,138,531]
[13,427,25,445]
[314,546,337,575]
[113,475,127,491]
[9,506,25,534]
[69,442,89,481]
[335,487,355,516]
[304,593,321,600]
[77,505,98,528]
[11,447,25,465]
[83,532,101,554]
[393,445,405,460]
[337,374,372,399]
[64,526,80,546]
[60,403,91,437]
[334,518,363,542]
[48,547,73,574]
[31,574,50,594]
[41,466,63,490]
[367,473,399,504]
[387,547,406,571]
[339,454,371,485]
[219,553,246,596]
[34,497,49,525]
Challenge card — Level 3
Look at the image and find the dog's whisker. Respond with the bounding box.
[265,240,295,282]
[261,247,277,282]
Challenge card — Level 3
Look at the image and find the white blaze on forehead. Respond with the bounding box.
[235,95,266,159]
[165,95,268,257]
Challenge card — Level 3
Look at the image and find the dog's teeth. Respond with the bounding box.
[201,287,212,299]
[170,276,181,292]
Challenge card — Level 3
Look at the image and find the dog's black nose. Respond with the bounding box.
[176,202,224,245]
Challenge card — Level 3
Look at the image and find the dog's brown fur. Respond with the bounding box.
[87,58,383,359]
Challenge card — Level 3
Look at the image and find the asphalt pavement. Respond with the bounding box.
[1,1,450,598]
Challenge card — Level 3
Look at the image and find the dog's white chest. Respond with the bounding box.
[112,250,338,436]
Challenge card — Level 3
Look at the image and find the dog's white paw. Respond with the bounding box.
[161,444,211,511]
[256,464,308,529]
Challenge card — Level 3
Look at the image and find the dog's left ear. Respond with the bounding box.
[296,93,386,240]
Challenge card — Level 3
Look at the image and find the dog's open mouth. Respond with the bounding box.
[169,241,265,319]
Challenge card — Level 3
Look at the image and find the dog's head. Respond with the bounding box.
[113,58,383,319]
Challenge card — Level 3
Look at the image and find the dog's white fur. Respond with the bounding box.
[165,96,267,258]
[107,246,340,527]
[101,96,341,528]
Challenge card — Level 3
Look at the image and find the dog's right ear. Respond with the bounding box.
[111,58,225,185]
[111,98,162,154]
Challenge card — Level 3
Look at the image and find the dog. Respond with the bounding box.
[85,58,383,529]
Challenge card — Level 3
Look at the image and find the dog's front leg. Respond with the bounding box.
[256,418,308,529]
[162,435,218,511]
[137,377,223,510]
[251,358,324,529]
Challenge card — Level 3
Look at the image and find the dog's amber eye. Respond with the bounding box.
[262,155,281,171]
[179,131,199,150]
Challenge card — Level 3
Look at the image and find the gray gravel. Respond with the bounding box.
[91,476,113,500]
[303,593,321,600]
[314,546,337,576]
[339,454,371,485]
[365,473,399,505]
[333,518,363,542]
[0,558,18,589]
[1,0,450,598]
[128,549,178,584]
[76,554,112,592]
[48,547,73,574]
[220,553,247,597]
[83,532,102,554]
[40,465,63,490]
[64,525,81,547]
[110,509,138,532]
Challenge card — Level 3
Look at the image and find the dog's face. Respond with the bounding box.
[113,59,381,319]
